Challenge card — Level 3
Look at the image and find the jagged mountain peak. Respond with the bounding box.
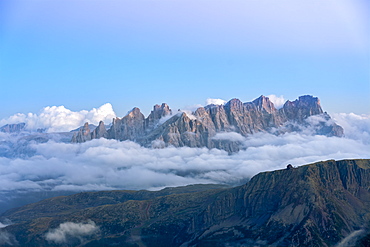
[126,107,142,116]
[71,95,344,152]
[224,98,243,110]
[0,123,26,133]
[284,94,321,108]
[282,95,323,123]
[252,95,276,114]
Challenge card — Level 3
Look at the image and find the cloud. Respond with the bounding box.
[45,220,98,245]
[0,104,116,133]
[0,112,369,212]
[0,231,18,246]
[332,113,370,144]
[212,132,246,142]
[0,222,9,228]
[206,98,226,106]
[336,229,366,247]
[267,95,286,109]
[0,129,369,193]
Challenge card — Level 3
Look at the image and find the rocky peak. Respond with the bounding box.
[145,103,172,130]
[91,121,107,139]
[154,103,172,116]
[224,98,243,111]
[127,107,143,118]
[71,95,344,153]
[252,95,276,114]
[0,123,26,133]
[281,95,323,122]
[107,107,145,141]
[82,122,90,135]
[71,122,92,143]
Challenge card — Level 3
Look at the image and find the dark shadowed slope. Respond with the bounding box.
[1,159,369,246]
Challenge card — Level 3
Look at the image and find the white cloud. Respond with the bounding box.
[267,95,285,109]
[0,231,18,246]
[45,220,98,244]
[332,113,370,144]
[206,98,226,106]
[0,104,116,133]
[0,222,9,228]
[0,112,368,210]
[336,229,366,247]
[212,132,246,142]
[0,130,368,193]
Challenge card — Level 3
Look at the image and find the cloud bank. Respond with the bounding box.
[0,109,368,216]
[0,231,17,246]
[212,132,245,142]
[0,104,116,133]
[333,113,370,144]
[45,220,98,245]
[0,113,368,194]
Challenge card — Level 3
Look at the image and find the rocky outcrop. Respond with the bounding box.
[72,121,107,143]
[1,159,369,246]
[0,123,26,133]
[91,121,108,139]
[186,159,370,246]
[281,95,323,123]
[72,95,344,152]
[108,107,145,141]
[71,122,91,143]
[145,103,172,130]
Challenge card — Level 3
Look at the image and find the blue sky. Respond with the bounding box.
[1,0,369,120]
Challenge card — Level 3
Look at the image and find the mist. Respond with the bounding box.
[0,108,369,213]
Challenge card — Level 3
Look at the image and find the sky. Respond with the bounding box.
[0,0,369,121]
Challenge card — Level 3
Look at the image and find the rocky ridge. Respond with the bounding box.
[1,159,369,246]
[0,123,26,133]
[72,95,344,153]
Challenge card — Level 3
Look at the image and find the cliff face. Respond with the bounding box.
[1,159,369,246]
[71,95,344,152]
[186,159,370,246]
[0,123,26,133]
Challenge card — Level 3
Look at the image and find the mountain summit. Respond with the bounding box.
[72,95,344,152]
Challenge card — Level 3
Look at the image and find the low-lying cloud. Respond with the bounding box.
[212,132,246,142]
[0,104,116,133]
[333,113,370,144]
[45,220,98,245]
[0,231,18,246]
[0,112,369,211]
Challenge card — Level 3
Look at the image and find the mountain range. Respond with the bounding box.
[71,95,344,153]
[1,159,369,246]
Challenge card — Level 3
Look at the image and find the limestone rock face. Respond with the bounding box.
[71,95,344,152]
[0,123,26,133]
[71,122,92,143]
[91,121,107,139]
[280,95,323,123]
[145,103,172,130]
[107,107,145,141]
[72,122,108,143]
